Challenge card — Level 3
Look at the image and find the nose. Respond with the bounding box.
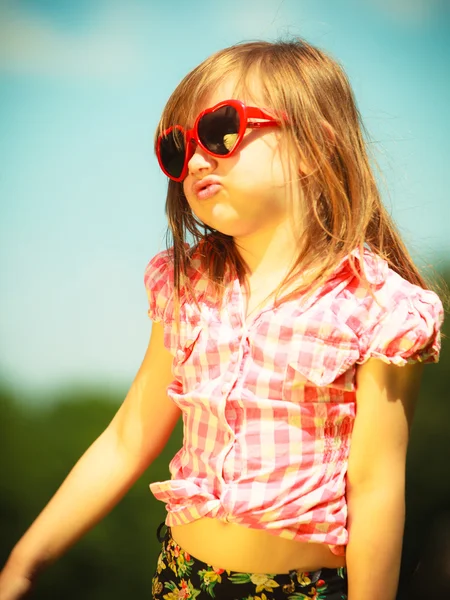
[187,142,217,177]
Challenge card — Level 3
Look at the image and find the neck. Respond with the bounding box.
[233,218,300,279]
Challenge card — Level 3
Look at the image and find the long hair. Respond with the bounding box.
[155,38,443,310]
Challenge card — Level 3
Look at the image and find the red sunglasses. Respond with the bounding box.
[156,99,282,182]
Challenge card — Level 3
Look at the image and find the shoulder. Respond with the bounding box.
[143,244,211,324]
[144,247,177,290]
[144,246,174,281]
[334,248,444,366]
[143,248,176,324]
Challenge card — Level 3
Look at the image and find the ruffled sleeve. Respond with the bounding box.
[143,249,175,324]
[357,269,444,366]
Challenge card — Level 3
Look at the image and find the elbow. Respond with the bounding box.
[346,478,406,528]
[346,465,407,520]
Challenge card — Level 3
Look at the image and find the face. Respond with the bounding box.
[181,78,301,240]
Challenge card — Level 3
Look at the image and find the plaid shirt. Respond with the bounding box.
[144,246,443,555]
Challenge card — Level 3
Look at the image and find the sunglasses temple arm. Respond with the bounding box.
[247,120,279,129]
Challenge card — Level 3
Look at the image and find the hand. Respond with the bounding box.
[0,563,35,600]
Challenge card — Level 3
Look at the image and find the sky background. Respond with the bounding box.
[1,0,449,403]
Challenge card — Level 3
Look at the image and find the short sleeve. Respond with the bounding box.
[357,275,444,366]
[143,249,175,324]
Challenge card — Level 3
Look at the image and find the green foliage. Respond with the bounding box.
[398,270,450,596]
[0,387,183,598]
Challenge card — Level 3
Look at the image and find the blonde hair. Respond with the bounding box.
[155,38,444,310]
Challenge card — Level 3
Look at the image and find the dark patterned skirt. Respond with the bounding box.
[152,521,348,599]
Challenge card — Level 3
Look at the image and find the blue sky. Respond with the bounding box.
[1,0,449,400]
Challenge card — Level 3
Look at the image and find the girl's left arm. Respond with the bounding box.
[346,357,424,600]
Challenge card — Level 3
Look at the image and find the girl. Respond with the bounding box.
[0,39,444,600]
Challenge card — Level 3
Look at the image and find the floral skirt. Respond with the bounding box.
[151,521,348,599]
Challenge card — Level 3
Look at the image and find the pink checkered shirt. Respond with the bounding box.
[144,246,443,555]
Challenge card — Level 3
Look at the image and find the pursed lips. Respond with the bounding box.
[192,177,222,199]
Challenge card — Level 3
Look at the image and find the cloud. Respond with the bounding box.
[0,0,148,80]
[367,0,446,23]
[214,0,296,39]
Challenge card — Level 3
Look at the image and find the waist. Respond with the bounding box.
[170,517,346,573]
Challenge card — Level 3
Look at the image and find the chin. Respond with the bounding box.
[214,225,255,239]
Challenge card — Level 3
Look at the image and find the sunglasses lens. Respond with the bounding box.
[198,105,240,155]
[159,128,186,179]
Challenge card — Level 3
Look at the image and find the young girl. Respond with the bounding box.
[0,39,444,600]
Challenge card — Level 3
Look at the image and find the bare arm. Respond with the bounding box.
[346,358,423,600]
[0,322,180,598]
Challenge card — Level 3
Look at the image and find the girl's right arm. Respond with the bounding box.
[0,322,181,600]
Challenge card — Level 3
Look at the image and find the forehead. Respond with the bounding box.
[197,73,266,113]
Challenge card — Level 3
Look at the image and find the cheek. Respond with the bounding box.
[183,179,203,216]
[183,192,212,228]
[182,177,191,199]
[236,152,292,193]
[242,138,289,179]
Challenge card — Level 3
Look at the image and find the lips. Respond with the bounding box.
[192,177,222,199]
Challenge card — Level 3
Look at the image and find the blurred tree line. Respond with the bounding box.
[1,271,449,599]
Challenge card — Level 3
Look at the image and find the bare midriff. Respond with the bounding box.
[170,517,346,574]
